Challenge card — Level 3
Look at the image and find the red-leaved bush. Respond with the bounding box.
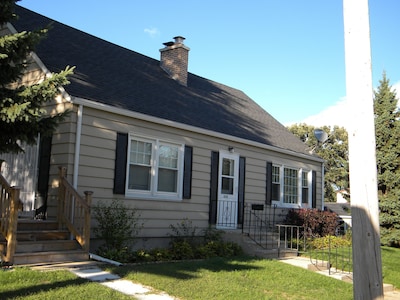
[284,208,338,237]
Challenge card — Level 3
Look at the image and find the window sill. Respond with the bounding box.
[125,193,183,202]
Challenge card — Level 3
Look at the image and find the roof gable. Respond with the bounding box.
[13,6,312,156]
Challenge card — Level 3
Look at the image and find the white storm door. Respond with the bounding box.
[0,142,39,213]
[216,151,239,229]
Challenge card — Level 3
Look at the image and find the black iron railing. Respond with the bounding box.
[307,226,352,276]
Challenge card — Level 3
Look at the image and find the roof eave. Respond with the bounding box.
[71,96,324,163]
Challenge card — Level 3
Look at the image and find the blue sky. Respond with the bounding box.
[19,0,400,128]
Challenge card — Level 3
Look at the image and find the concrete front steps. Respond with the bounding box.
[222,230,299,259]
[1,219,88,265]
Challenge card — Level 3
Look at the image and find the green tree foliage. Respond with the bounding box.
[374,73,400,195]
[0,0,74,153]
[374,72,400,247]
[287,123,349,202]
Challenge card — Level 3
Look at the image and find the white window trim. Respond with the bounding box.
[272,164,312,208]
[125,133,184,201]
[301,169,312,209]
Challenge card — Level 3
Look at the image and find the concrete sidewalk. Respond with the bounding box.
[71,267,177,300]
[31,261,178,300]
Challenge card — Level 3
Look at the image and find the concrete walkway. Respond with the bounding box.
[31,261,178,300]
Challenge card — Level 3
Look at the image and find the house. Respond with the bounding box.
[325,190,352,234]
[1,6,324,251]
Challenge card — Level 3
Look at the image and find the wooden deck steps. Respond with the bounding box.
[1,219,89,265]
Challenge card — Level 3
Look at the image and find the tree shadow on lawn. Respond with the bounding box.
[0,277,89,299]
[108,256,265,280]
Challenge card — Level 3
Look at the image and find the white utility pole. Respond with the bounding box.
[343,0,383,299]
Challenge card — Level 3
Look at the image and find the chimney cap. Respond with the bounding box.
[173,36,185,44]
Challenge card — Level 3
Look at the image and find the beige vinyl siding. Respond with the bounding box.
[46,103,78,215]
[48,102,323,239]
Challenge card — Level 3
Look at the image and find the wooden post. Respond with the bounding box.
[6,187,20,264]
[343,0,383,299]
[83,191,93,251]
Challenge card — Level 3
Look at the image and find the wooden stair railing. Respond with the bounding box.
[0,172,20,264]
[58,166,93,252]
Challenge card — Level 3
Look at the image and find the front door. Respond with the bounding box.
[216,151,239,229]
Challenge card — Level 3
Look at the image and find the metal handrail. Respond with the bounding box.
[307,225,352,275]
[242,203,277,249]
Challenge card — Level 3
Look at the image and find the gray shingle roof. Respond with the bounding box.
[13,6,312,156]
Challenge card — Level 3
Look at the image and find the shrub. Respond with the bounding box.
[170,240,195,260]
[310,235,351,250]
[93,199,142,261]
[168,218,198,246]
[165,220,242,260]
[202,226,224,243]
[285,208,338,237]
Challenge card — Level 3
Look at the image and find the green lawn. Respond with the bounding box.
[108,256,353,300]
[305,245,400,289]
[0,267,132,299]
[2,246,399,300]
[382,246,400,288]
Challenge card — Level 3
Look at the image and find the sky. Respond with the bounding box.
[18,0,400,129]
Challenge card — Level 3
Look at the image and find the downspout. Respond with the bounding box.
[73,104,83,188]
[321,162,325,210]
[70,104,83,240]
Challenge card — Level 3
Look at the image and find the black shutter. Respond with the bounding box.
[35,135,52,218]
[183,146,193,199]
[266,161,273,205]
[209,151,219,224]
[113,132,128,194]
[312,170,317,208]
[238,156,246,225]
[37,135,52,196]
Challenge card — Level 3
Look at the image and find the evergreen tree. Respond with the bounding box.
[287,123,349,202]
[374,72,400,247]
[374,73,400,194]
[0,0,74,153]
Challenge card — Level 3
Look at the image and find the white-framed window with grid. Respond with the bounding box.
[301,170,310,204]
[272,165,281,201]
[283,167,298,204]
[127,135,184,200]
[272,165,311,207]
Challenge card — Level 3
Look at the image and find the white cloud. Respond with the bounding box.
[392,80,400,97]
[298,80,400,130]
[144,27,160,38]
[301,97,350,129]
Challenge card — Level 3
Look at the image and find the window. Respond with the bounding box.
[272,165,280,201]
[128,140,152,190]
[270,164,312,207]
[221,158,235,195]
[283,168,298,204]
[127,136,184,199]
[302,171,309,203]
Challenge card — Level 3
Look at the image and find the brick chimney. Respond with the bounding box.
[160,36,190,86]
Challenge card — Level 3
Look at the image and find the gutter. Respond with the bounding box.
[72,96,324,163]
[321,162,325,210]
